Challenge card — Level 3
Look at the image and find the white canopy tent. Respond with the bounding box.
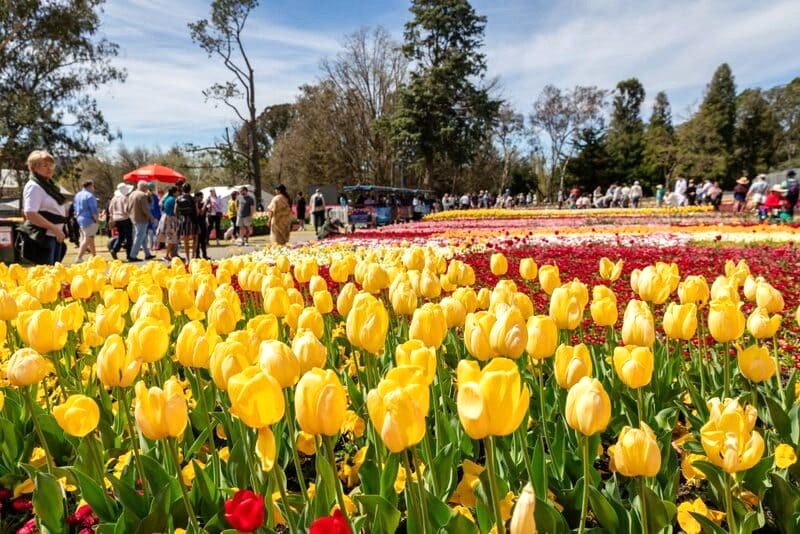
[198,185,273,211]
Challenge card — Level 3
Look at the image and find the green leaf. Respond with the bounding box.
[135,485,171,534]
[423,485,452,528]
[71,467,119,522]
[765,473,800,534]
[358,459,380,496]
[432,443,458,500]
[551,421,566,480]
[533,496,570,534]
[33,471,65,534]
[531,436,548,499]
[765,396,791,439]
[689,511,727,533]
[587,484,619,531]
[443,508,480,534]
[379,452,400,500]
[691,460,725,502]
[352,494,401,534]
[140,454,173,496]
[106,474,149,519]
[641,485,673,533]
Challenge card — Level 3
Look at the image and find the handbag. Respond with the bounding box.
[16,231,52,265]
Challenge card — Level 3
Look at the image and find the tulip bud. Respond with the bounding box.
[742,275,764,302]
[6,348,50,386]
[367,367,429,452]
[554,343,593,389]
[362,263,390,294]
[457,358,530,439]
[708,298,745,343]
[175,321,218,368]
[590,285,618,327]
[70,274,93,300]
[662,302,697,341]
[295,368,347,436]
[489,305,528,359]
[262,286,290,318]
[395,339,437,385]
[549,286,583,330]
[678,275,710,307]
[313,290,334,315]
[297,306,324,339]
[440,296,466,328]
[336,282,358,316]
[621,300,655,347]
[294,258,318,284]
[247,314,280,341]
[390,282,418,316]
[259,340,300,388]
[97,334,141,388]
[519,258,538,281]
[403,247,426,271]
[0,288,18,321]
[128,317,170,364]
[636,266,671,304]
[510,483,537,534]
[710,275,739,302]
[613,345,653,389]
[565,376,611,436]
[345,293,389,355]
[207,297,242,335]
[409,303,448,349]
[17,309,68,353]
[134,377,188,440]
[292,329,328,372]
[737,344,776,383]
[209,340,251,390]
[56,301,84,332]
[464,311,497,361]
[227,366,285,428]
[309,274,327,294]
[724,259,750,286]
[167,276,195,312]
[598,257,623,282]
[755,282,784,314]
[452,287,479,314]
[608,422,661,477]
[490,253,508,276]
[476,287,491,310]
[53,395,100,437]
[538,265,560,295]
[746,307,781,339]
[525,315,558,360]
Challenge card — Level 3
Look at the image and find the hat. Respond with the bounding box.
[633,180,639,185]
[736,176,749,185]
[147,182,155,190]
[276,184,287,194]
[756,174,766,180]
[657,184,663,189]
[116,183,133,196]
[788,170,796,178]
[771,184,787,193]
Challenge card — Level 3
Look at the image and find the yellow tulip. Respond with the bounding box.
[598,257,623,282]
[0,288,18,320]
[94,304,125,339]
[256,426,277,472]
[262,286,290,318]
[329,258,354,283]
[446,260,475,286]
[565,376,611,436]
[367,367,429,452]
[709,275,739,302]
[700,397,764,473]
[294,258,318,284]
[127,317,170,364]
[168,276,195,312]
[403,247,425,271]
[227,366,285,428]
[489,305,527,359]
[259,340,300,388]
[284,302,303,334]
[725,259,750,286]
[613,345,653,389]
[409,303,448,349]
[247,314,280,341]
[662,302,697,341]
[538,265,560,295]
[510,483,537,534]
[345,292,389,355]
[519,258,538,281]
[440,296,466,328]
[746,307,781,339]
[17,309,68,353]
[209,340,250,390]
[416,269,441,300]
[53,395,99,437]
[554,343,593,389]
[635,265,671,304]
[608,422,661,477]
[775,444,797,469]
[336,282,358,317]
[395,339,436,385]
[194,281,215,312]
[297,307,324,339]
[737,344,776,383]
[681,453,707,483]
[309,274,328,294]
[275,255,290,273]
[362,263,390,294]
[677,499,721,534]
[27,277,60,303]
[175,321,218,368]
[134,377,188,440]
[6,348,50,386]
[590,285,618,327]
[313,290,334,314]
[295,368,347,436]
[755,281,784,314]
[464,311,497,361]
[70,274,94,300]
[389,281,417,316]
[452,287,479,314]
[56,301,84,332]
[707,298,745,343]
[548,286,583,330]
[96,334,141,388]
[292,329,328,372]
[743,275,763,302]
[513,292,534,320]
[207,297,241,335]
[476,287,491,310]
[621,300,655,347]
[490,253,508,276]
[525,315,558,360]
[456,358,530,439]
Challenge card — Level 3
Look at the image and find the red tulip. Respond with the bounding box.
[310,509,353,534]
[224,490,265,533]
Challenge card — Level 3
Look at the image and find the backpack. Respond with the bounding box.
[314,195,324,208]
[176,194,195,217]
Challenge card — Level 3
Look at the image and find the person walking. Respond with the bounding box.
[176,182,198,261]
[206,188,223,246]
[109,183,134,261]
[629,181,643,208]
[309,188,326,233]
[128,181,158,262]
[194,191,209,260]
[295,191,307,231]
[236,186,254,246]
[733,176,749,213]
[227,190,239,240]
[19,150,68,265]
[156,186,179,261]
[147,183,161,251]
[73,179,98,262]
[266,184,293,245]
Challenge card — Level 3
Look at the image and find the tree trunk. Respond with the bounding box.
[248,65,261,207]
[424,152,434,188]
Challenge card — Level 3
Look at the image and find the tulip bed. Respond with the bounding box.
[1,210,799,534]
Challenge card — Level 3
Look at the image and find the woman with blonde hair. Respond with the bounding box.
[19,150,68,264]
[266,184,292,245]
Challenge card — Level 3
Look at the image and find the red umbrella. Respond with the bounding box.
[123,163,185,184]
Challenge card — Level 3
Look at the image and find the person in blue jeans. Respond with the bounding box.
[128,181,158,261]
[147,182,161,250]
[73,179,99,262]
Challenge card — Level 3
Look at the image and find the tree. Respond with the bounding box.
[494,104,524,194]
[0,0,126,169]
[388,0,500,188]
[189,0,264,202]
[643,91,677,188]
[322,27,407,185]
[734,88,779,177]
[700,63,737,182]
[567,126,613,192]
[765,77,800,166]
[529,84,606,199]
[606,78,646,184]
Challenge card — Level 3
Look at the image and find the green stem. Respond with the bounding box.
[723,341,731,399]
[118,387,150,497]
[483,437,507,534]
[693,340,706,398]
[403,450,427,534]
[283,389,310,503]
[167,438,201,533]
[639,476,650,534]
[401,452,423,532]
[24,387,54,473]
[516,424,536,494]
[724,473,738,534]
[272,467,298,534]
[537,360,551,453]
[636,387,646,425]
[84,434,106,483]
[323,435,353,533]
[191,368,220,487]
[421,431,440,497]
[411,447,429,528]
[771,334,786,407]
[578,435,590,534]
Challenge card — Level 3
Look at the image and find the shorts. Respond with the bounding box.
[238,216,252,228]
[80,223,98,238]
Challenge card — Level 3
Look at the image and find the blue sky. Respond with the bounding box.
[95,0,800,149]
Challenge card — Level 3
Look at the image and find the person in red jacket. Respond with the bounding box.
[763,184,790,222]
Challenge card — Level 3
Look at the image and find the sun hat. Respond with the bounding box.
[736,176,749,185]
[771,184,787,193]
[116,183,133,196]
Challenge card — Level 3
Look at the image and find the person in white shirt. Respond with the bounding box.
[20,150,68,265]
[205,189,223,246]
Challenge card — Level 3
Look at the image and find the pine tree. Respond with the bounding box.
[700,63,737,181]
[734,89,780,177]
[606,78,646,185]
[643,91,676,189]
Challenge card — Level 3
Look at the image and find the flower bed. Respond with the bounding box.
[0,212,799,533]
